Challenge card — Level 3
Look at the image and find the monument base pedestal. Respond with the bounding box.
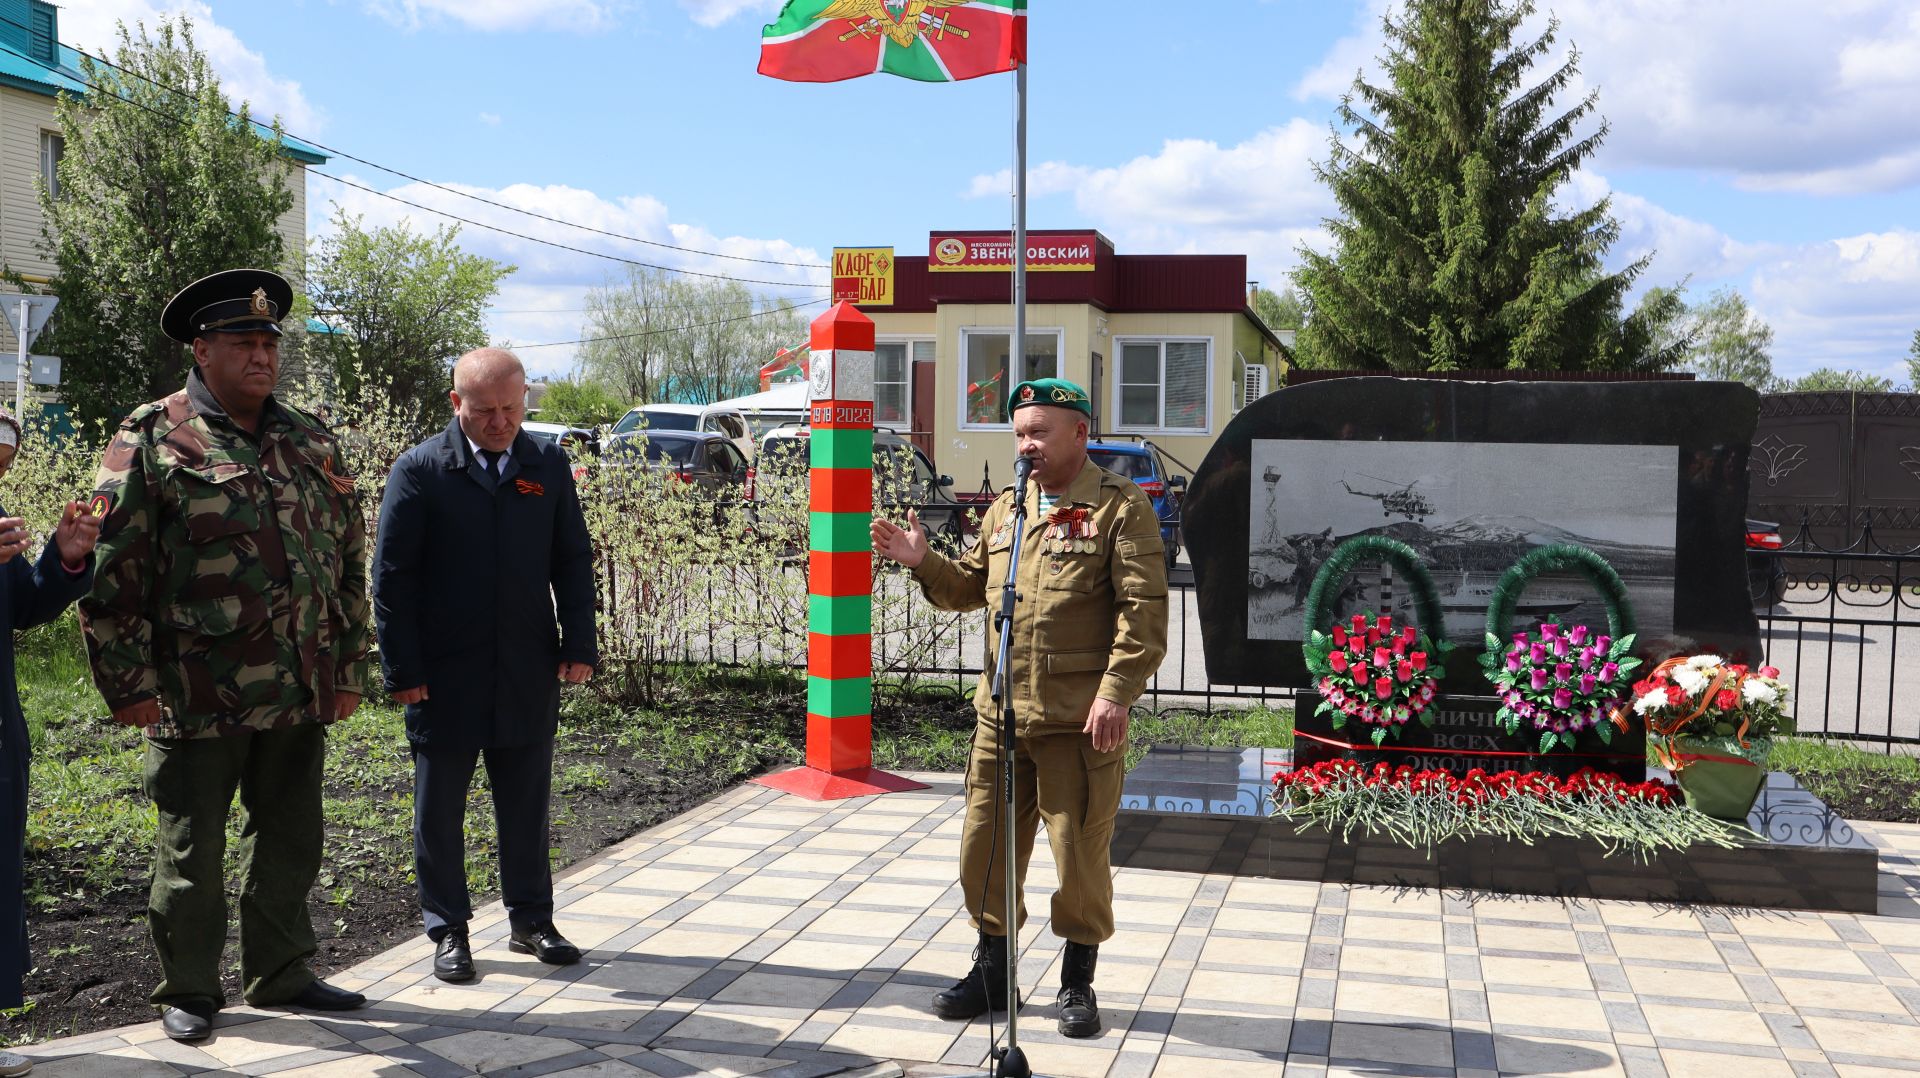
[1113,746,1880,913]
[753,765,929,801]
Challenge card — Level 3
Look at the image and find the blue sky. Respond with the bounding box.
[49,1,1920,382]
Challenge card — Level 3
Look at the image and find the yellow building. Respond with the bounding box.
[854,230,1286,490]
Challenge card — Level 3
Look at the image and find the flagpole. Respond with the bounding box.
[995,51,1034,1078]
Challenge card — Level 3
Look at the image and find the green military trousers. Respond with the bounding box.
[957,720,1125,946]
[142,723,325,1010]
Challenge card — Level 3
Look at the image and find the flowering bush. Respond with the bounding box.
[1304,612,1446,746]
[1481,619,1641,752]
[1629,655,1794,768]
[1270,758,1748,859]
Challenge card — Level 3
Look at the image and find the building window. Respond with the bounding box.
[40,131,63,200]
[1115,338,1210,432]
[874,338,930,428]
[961,328,1061,427]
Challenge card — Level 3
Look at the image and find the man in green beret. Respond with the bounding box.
[871,376,1169,1038]
[80,268,372,1043]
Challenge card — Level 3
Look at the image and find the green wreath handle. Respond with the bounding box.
[1302,535,1445,639]
[1483,543,1637,644]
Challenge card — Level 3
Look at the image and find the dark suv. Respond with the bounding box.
[1087,439,1186,570]
[750,426,975,552]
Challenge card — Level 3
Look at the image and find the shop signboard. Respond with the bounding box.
[831,247,894,305]
[928,231,1097,272]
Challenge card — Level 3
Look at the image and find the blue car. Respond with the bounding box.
[1087,439,1186,570]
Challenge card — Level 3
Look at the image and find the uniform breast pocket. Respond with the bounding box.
[173,463,264,543]
[986,533,1013,590]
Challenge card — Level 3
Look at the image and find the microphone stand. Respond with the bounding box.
[957,459,1035,1078]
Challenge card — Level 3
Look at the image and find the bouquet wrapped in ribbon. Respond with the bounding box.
[1625,655,1794,818]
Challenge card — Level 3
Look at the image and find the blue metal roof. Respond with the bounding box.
[0,42,328,165]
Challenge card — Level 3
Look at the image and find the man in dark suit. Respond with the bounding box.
[372,348,597,983]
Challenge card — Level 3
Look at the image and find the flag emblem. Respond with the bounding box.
[760,0,1025,84]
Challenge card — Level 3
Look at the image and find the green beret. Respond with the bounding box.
[1008,377,1092,419]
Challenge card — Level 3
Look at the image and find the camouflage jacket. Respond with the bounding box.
[79,373,372,739]
[912,458,1169,735]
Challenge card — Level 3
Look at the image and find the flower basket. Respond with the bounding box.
[1668,736,1771,819]
[1300,535,1451,746]
[1480,544,1642,753]
[1628,656,1794,820]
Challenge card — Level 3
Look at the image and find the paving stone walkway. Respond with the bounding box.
[22,771,1920,1077]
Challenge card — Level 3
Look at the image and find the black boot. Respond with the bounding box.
[1056,941,1102,1038]
[930,931,1012,1019]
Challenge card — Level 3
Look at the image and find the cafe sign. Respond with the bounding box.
[928,232,1098,272]
[831,247,894,305]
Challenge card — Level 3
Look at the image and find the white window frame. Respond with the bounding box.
[957,325,1066,431]
[39,130,63,200]
[1111,336,1213,434]
[874,336,929,432]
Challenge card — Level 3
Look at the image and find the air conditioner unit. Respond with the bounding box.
[1240,360,1269,412]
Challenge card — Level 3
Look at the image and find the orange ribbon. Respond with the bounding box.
[515,479,545,496]
[1621,656,1754,773]
[321,458,357,495]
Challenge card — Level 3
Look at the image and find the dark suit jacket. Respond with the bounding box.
[372,421,597,750]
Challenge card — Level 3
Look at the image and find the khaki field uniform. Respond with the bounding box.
[911,458,1169,944]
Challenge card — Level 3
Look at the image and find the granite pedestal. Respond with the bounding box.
[1112,745,1881,913]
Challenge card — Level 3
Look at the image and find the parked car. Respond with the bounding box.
[523,421,600,481]
[602,430,750,500]
[751,425,975,551]
[1747,517,1788,607]
[610,403,756,459]
[1087,439,1186,570]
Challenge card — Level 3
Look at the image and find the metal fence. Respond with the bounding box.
[627,518,1920,749]
[1755,519,1920,750]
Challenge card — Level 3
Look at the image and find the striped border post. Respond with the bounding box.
[753,302,927,801]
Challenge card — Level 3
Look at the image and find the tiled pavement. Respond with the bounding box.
[25,772,1920,1077]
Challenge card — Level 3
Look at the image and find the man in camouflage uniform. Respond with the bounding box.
[79,269,372,1044]
[871,377,1169,1039]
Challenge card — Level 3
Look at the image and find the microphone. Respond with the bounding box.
[1012,455,1035,506]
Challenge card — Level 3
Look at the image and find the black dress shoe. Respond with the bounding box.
[435,927,476,983]
[160,1002,214,1043]
[509,922,581,966]
[289,980,366,1011]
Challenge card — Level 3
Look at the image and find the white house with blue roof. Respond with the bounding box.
[0,0,327,375]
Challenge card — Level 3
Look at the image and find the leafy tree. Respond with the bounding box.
[577,268,812,407]
[32,17,294,430]
[1292,0,1678,372]
[536,377,626,427]
[1905,329,1920,389]
[1789,368,1893,393]
[1252,287,1305,331]
[307,209,513,431]
[1681,287,1778,390]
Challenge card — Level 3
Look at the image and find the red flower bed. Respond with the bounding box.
[1274,758,1677,805]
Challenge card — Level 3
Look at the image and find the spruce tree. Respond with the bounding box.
[1294,0,1679,372]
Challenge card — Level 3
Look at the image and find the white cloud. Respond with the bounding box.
[677,0,781,28]
[1751,230,1920,380]
[362,0,615,33]
[1295,1,1920,196]
[477,112,502,126]
[965,121,1335,289]
[55,0,322,132]
[307,173,830,374]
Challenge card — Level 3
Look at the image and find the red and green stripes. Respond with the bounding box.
[805,302,877,774]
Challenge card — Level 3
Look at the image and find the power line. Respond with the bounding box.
[514,298,827,350]
[312,170,829,288]
[3,25,832,288]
